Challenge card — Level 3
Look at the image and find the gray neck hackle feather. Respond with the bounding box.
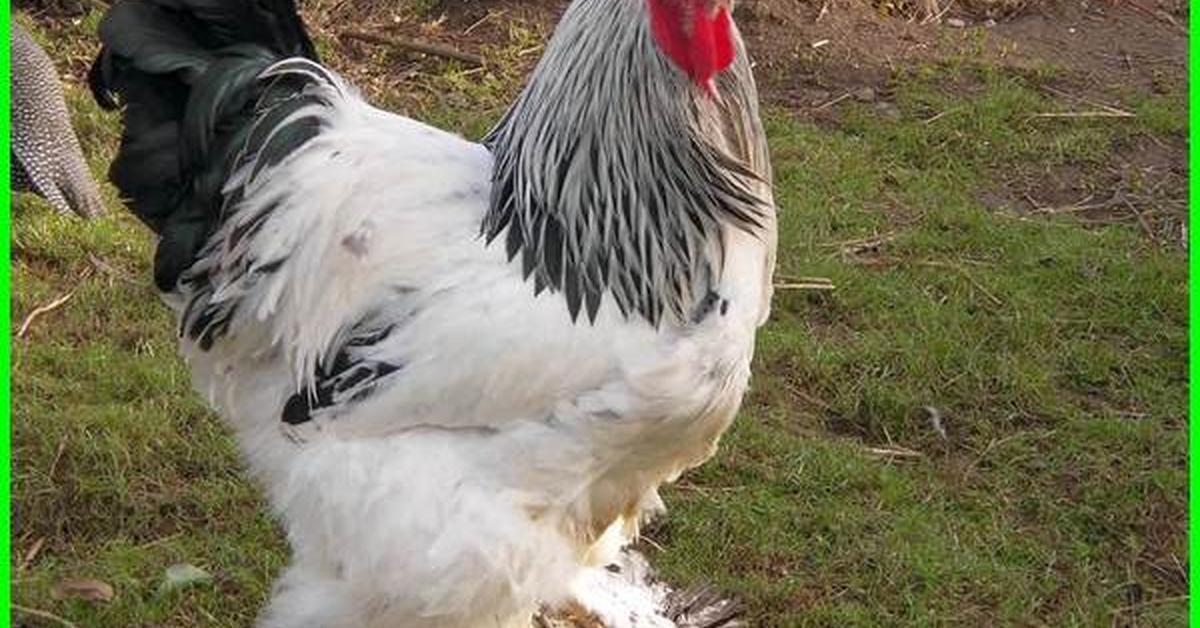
[12,22,104,219]
[482,0,773,326]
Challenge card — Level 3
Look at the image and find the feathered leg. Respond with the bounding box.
[259,564,365,628]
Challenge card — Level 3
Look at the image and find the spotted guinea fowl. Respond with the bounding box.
[89,0,775,626]
[12,21,104,218]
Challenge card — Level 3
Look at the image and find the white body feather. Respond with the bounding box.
[174,62,771,628]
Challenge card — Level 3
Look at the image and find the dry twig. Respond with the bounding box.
[864,446,923,459]
[828,231,897,254]
[18,291,76,338]
[815,0,832,22]
[463,10,502,35]
[814,92,852,110]
[341,29,484,66]
[12,604,79,628]
[774,279,836,291]
[783,382,833,412]
[1025,192,1126,215]
[1123,0,1187,34]
[19,537,45,572]
[918,260,1002,306]
[1038,85,1134,117]
[1122,198,1158,243]
[1030,110,1135,120]
[47,438,68,481]
[921,0,953,24]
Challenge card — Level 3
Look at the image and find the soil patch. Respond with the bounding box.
[980,133,1187,247]
[731,0,1186,114]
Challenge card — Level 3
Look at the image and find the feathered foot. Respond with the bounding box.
[540,549,743,628]
[663,585,743,628]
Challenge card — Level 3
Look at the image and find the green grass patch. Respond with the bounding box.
[653,63,1187,626]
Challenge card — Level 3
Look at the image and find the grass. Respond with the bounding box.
[652,65,1186,626]
[12,8,1187,628]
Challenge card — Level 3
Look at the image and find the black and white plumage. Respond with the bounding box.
[90,0,776,626]
[12,21,104,218]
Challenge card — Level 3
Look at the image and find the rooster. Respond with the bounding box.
[89,0,776,626]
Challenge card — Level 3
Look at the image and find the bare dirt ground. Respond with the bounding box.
[739,0,1185,100]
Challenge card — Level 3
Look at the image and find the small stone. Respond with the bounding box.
[854,86,876,102]
[874,101,902,120]
[946,17,967,27]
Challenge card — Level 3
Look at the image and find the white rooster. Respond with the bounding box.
[89,0,776,625]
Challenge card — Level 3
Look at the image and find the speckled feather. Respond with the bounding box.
[12,22,104,218]
[483,0,772,327]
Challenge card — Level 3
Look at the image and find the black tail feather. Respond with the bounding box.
[89,0,317,290]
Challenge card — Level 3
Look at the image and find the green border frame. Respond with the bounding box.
[1186,0,1199,621]
[3,1,13,626]
[1189,0,1197,621]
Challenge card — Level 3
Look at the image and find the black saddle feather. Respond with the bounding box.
[89,0,318,290]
